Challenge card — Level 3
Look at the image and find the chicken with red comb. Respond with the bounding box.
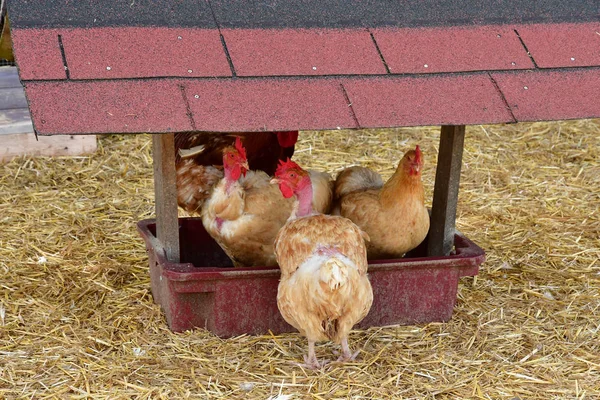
[176,131,299,214]
[333,145,430,259]
[202,145,334,268]
[272,159,373,369]
[201,138,293,267]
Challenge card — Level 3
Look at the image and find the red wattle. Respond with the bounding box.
[230,164,242,181]
[279,183,295,198]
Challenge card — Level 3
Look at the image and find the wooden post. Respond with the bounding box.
[152,133,180,263]
[427,125,465,256]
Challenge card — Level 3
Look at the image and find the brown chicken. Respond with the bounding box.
[272,159,373,369]
[202,140,333,267]
[176,131,298,214]
[334,145,430,259]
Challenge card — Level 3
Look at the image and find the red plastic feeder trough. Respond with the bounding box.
[138,217,485,336]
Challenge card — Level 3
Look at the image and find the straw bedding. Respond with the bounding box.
[0,120,598,399]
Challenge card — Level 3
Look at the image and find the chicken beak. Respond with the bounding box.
[270,178,280,185]
[409,162,420,175]
[241,161,249,171]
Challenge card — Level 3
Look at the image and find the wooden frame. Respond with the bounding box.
[428,125,465,257]
[152,133,180,263]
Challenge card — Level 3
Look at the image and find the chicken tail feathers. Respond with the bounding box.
[178,144,206,159]
[320,258,349,291]
[176,161,223,213]
[334,166,383,198]
[322,318,339,339]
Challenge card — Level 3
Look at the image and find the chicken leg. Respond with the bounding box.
[298,341,329,369]
[337,337,360,362]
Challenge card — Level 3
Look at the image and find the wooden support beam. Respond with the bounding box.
[427,125,465,256]
[152,133,180,263]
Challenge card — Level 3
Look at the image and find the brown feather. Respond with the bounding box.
[275,214,373,343]
[175,132,297,214]
[202,170,293,267]
[308,170,334,214]
[176,159,223,213]
[334,166,383,199]
[334,150,430,259]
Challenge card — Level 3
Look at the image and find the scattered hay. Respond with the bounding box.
[0,120,599,399]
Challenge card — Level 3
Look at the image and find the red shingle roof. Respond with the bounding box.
[10,19,600,135]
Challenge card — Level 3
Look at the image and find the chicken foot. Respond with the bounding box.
[297,341,329,369]
[336,337,360,362]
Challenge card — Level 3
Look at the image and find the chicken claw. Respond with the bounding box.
[296,356,330,370]
[336,338,360,362]
[337,350,360,362]
[295,341,330,370]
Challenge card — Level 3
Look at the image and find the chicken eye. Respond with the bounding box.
[289,173,296,178]
[228,153,235,158]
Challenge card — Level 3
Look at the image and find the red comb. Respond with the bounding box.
[276,131,299,148]
[414,145,422,164]
[275,158,301,177]
[234,137,247,160]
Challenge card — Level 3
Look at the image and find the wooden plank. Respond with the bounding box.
[152,133,180,263]
[427,125,465,256]
[0,87,28,109]
[0,108,33,134]
[0,133,97,163]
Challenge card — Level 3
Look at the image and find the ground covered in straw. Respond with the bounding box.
[1,120,599,399]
